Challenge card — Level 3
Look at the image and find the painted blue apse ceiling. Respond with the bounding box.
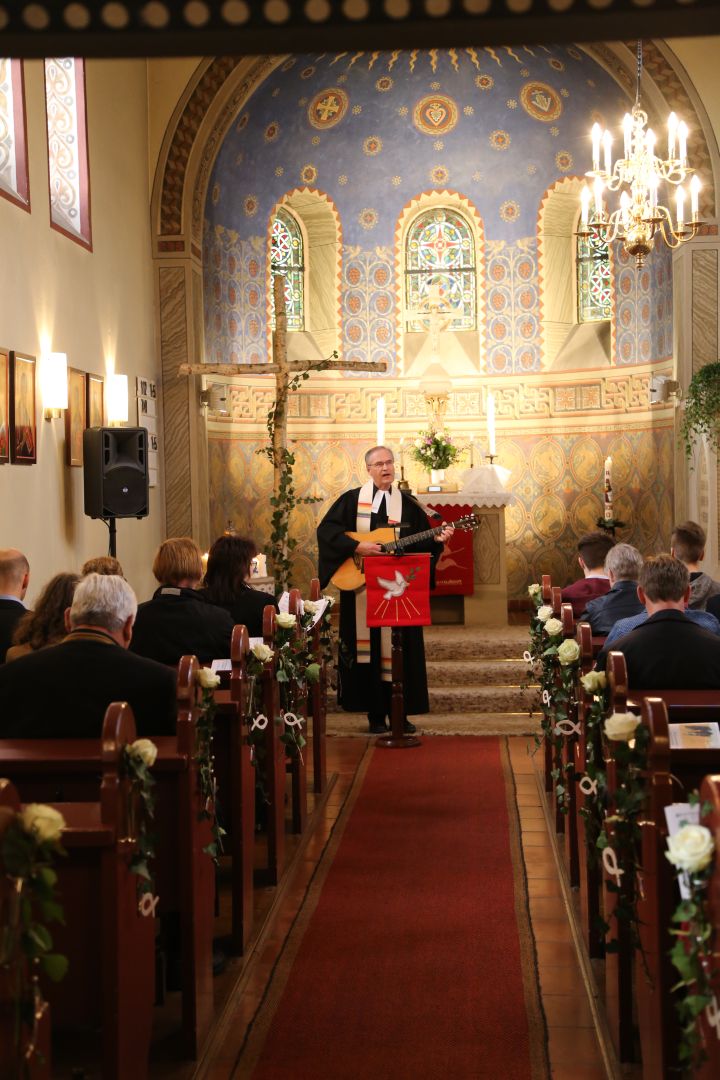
[203,45,672,372]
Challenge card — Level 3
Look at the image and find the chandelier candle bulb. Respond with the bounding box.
[678,121,688,165]
[581,186,591,226]
[645,127,656,156]
[592,122,602,172]
[603,129,613,175]
[691,175,700,219]
[668,112,677,159]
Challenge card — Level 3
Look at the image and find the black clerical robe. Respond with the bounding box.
[317,487,442,717]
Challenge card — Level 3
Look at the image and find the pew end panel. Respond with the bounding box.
[698,774,720,1078]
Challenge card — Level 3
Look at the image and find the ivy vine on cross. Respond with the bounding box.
[180,275,388,591]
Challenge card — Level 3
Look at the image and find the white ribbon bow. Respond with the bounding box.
[602,845,625,888]
[554,718,581,736]
[579,776,598,797]
[251,712,269,731]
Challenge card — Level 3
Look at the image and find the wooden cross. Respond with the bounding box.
[180,275,388,550]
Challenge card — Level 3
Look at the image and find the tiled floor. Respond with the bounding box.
[183,735,612,1079]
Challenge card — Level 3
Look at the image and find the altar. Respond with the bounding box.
[416,465,512,628]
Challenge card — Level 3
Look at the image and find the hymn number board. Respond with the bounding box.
[136,376,158,488]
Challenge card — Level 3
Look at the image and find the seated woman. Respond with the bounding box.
[6,572,79,662]
[130,537,234,666]
[199,535,278,637]
[81,555,125,577]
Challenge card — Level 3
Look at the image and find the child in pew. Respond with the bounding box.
[0,573,177,737]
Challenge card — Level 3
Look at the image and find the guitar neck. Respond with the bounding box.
[385,523,445,553]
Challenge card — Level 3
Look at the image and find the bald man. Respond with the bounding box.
[0,549,30,663]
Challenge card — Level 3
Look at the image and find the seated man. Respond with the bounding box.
[581,543,644,634]
[671,520,720,610]
[595,554,720,688]
[0,573,177,737]
[0,548,30,663]
[131,537,234,667]
[561,530,615,620]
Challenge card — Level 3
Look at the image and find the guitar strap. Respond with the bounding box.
[355,480,402,680]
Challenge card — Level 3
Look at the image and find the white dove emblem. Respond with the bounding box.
[377,570,409,600]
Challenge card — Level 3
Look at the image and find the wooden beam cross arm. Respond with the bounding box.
[177,359,388,377]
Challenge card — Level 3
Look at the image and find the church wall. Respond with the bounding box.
[0,59,164,605]
[195,47,689,597]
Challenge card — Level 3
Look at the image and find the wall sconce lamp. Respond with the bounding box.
[106,373,129,425]
[42,351,68,420]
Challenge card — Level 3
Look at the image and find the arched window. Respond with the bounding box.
[44,58,91,249]
[270,207,304,330]
[0,58,29,209]
[577,232,612,323]
[405,208,476,332]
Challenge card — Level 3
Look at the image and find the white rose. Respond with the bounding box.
[537,605,553,623]
[528,583,541,597]
[19,804,66,844]
[544,618,563,637]
[322,595,335,608]
[128,738,157,768]
[557,639,580,666]
[604,712,640,742]
[276,612,297,629]
[251,643,274,663]
[415,438,423,449]
[302,600,319,614]
[581,670,607,694]
[196,667,221,689]
[666,824,715,875]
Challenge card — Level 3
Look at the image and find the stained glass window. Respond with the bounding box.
[270,208,304,330]
[44,58,91,248]
[577,232,612,322]
[405,208,476,332]
[0,59,29,208]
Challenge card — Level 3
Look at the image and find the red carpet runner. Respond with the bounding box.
[245,737,548,1079]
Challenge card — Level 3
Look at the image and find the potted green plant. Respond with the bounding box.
[680,361,720,458]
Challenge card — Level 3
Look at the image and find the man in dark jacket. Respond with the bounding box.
[581,543,644,634]
[0,573,177,737]
[0,548,30,663]
[595,554,720,688]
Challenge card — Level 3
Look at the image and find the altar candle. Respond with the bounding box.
[399,436,405,467]
[376,394,385,445]
[469,433,475,468]
[604,456,613,522]
[487,392,496,456]
[604,455,612,487]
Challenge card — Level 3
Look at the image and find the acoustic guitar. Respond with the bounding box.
[330,513,480,591]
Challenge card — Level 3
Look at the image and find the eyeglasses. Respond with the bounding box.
[368,459,394,468]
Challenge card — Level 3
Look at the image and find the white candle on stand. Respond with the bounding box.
[469,433,475,468]
[604,456,613,522]
[487,392,496,456]
[604,455,612,486]
[376,394,385,445]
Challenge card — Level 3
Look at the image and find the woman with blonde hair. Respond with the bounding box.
[130,536,234,666]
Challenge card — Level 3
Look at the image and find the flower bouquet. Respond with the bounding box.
[411,428,459,472]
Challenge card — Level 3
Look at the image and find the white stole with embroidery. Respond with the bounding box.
[355,480,402,680]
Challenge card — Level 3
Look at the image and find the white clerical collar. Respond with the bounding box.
[371,485,392,513]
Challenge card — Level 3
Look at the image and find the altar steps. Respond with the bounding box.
[326,622,540,737]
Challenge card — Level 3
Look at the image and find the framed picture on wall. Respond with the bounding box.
[0,347,9,465]
[86,372,104,427]
[9,351,36,465]
[66,368,86,466]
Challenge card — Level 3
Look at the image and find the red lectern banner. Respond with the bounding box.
[364,553,432,627]
[426,503,474,596]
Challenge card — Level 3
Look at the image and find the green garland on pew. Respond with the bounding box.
[0,804,68,1076]
[597,718,650,960]
[195,671,227,862]
[578,676,609,866]
[121,739,158,896]
[667,795,717,1073]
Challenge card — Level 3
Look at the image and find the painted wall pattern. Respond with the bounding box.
[208,423,675,599]
[485,239,540,374]
[614,243,673,365]
[342,245,396,374]
[203,225,265,364]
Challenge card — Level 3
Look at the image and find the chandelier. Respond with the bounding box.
[579,41,701,269]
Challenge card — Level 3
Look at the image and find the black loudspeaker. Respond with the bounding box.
[83,427,149,519]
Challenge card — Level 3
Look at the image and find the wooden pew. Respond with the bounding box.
[213,623,256,955]
[0,657,215,1060]
[573,621,605,958]
[0,702,156,1079]
[541,573,551,604]
[287,588,309,835]
[697,773,720,1079]
[260,604,286,886]
[308,576,328,794]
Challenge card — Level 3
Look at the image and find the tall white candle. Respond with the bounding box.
[591,123,601,172]
[604,456,613,521]
[487,392,496,456]
[376,394,385,445]
[604,455,612,486]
